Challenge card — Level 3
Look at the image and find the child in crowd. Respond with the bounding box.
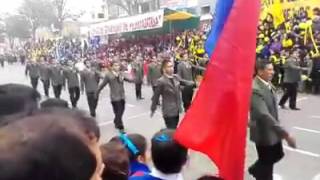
[130,129,188,180]
[100,141,130,180]
[110,133,151,176]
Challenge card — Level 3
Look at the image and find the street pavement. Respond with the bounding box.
[0,63,319,180]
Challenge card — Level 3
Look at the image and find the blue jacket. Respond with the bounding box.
[130,161,150,176]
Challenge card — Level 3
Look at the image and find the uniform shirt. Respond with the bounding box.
[63,67,80,88]
[50,65,64,86]
[25,63,40,78]
[98,71,132,102]
[80,68,100,93]
[177,61,193,81]
[39,64,51,81]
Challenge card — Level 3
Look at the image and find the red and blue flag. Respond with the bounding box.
[175,0,261,180]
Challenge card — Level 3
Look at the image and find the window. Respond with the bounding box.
[201,6,211,15]
[141,2,151,13]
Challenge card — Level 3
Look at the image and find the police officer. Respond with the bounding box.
[132,56,144,100]
[96,61,134,132]
[50,60,64,99]
[39,56,51,97]
[80,60,100,117]
[25,60,40,90]
[63,60,80,108]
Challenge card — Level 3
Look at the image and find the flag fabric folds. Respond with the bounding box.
[174,0,261,180]
[204,0,234,58]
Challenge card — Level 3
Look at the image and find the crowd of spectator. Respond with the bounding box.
[256,7,320,94]
[0,83,222,180]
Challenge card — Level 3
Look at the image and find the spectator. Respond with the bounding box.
[40,98,69,109]
[0,111,104,180]
[130,129,188,180]
[0,84,41,126]
[100,141,130,180]
[110,134,150,176]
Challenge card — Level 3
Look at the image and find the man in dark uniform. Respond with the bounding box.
[132,56,144,100]
[96,61,134,132]
[39,56,51,97]
[310,52,320,94]
[279,50,307,110]
[50,60,64,99]
[25,60,40,90]
[147,56,162,105]
[0,55,4,68]
[147,56,162,92]
[151,60,195,129]
[249,60,296,180]
[63,60,80,108]
[81,60,100,117]
[177,53,205,111]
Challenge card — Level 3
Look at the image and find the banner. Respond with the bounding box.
[89,10,164,36]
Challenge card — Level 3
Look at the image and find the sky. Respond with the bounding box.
[0,0,101,15]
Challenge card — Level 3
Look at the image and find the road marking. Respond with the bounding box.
[310,116,320,119]
[284,145,320,158]
[313,174,320,180]
[99,112,150,127]
[273,174,283,180]
[127,104,135,108]
[294,127,320,134]
[297,97,308,102]
[98,121,113,127]
[126,112,150,120]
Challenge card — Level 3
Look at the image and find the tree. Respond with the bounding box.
[19,0,56,40]
[106,0,141,16]
[52,0,67,31]
[51,0,85,32]
[4,15,32,48]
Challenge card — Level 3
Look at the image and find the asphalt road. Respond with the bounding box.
[0,63,319,180]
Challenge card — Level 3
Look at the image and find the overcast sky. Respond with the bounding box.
[0,0,101,14]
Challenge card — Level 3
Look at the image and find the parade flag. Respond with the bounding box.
[204,0,234,57]
[174,0,260,180]
[270,0,285,28]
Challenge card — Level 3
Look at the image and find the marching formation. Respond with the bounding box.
[23,52,206,132]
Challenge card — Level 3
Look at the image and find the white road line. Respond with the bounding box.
[297,97,308,102]
[294,127,320,134]
[98,112,150,127]
[313,174,320,180]
[126,112,150,120]
[273,174,283,180]
[284,145,320,158]
[127,104,135,108]
[310,116,320,119]
[98,121,113,127]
